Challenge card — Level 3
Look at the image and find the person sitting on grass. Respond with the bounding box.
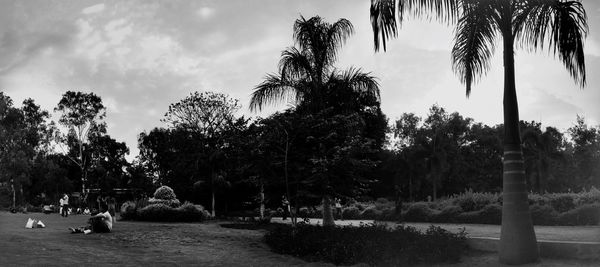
[69,210,113,234]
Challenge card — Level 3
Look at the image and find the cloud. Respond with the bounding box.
[196,7,215,19]
[82,4,105,15]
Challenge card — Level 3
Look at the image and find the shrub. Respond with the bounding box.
[575,187,600,206]
[558,204,600,226]
[136,202,207,222]
[360,207,383,220]
[549,194,575,213]
[451,191,497,212]
[341,206,361,220]
[120,201,137,220]
[153,185,177,200]
[528,193,550,206]
[148,198,181,208]
[457,204,501,224]
[264,223,467,266]
[530,204,558,225]
[403,202,434,222]
[433,205,463,223]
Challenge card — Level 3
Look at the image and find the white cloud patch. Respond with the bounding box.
[196,7,215,19]
[82,4,105,15]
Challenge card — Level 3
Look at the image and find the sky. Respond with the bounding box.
[1,0,599,161]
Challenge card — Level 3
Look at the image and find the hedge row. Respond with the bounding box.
[265,223,467,266]
[286,188,600,226]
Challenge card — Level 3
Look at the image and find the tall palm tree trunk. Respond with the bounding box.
[499,23,539,264]
[322,195,335,226]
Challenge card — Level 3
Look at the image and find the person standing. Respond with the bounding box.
[281,195,290,220]
[334,198,343,220]
[60,194,69,217]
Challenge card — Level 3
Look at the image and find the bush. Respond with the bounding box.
[451,191,497,212]
[120,201,137,220]
[403,202,434,222]
[148,198,181,208]
[530,204,559,225]
[549,194,575,213]
[457,204,501,224]
[153,186,177,200]
[341,206,361,220]
[360,207,383,220]
[558,204,600,226]
[264,223,467,266]
[433,205,463,223]
[136,202,208,222]
[575,187,600,206]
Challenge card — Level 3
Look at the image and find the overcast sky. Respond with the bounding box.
[1,0,599,160]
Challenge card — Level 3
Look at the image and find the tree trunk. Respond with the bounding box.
[499,21,539,265]
[322,195,335,226]
[211,188,216,218]
[432,176,437,202]
[211,171,216,218]
[11,179,15,209]
[259,182,265,219]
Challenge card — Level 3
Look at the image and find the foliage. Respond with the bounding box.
[264,223,467,266]
[135,202,208,222]
[148,198,181,208]
[558,204,600,226]
[153,185,177,200]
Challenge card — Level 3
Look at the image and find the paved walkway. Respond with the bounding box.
[270,218,600,243]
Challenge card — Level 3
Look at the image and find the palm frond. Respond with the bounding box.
[249,74,300,112]
[324,18,354,67]
[451,1,498,97]
[279,47,313,82]
[514,0,587,87]
[371,0,460,51]
[371,0,398,51]
[337,67,381,101]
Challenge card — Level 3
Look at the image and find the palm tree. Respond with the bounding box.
[250,16,380,226]
[370,0,587,264]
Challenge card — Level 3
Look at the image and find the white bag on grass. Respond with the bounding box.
[25,218,34,228]
[37,220,45,228]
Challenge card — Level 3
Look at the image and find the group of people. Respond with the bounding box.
[67,192,117,234]
[281,195,344,221]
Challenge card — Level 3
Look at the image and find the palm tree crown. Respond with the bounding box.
[250,16,380,112]
[371,0,587,96]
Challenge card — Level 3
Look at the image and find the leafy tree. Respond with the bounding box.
[250,16,382,226]
[371,0,588,263]
[54,91,106,195]
[567,116,599,188]
[163,91,241,217]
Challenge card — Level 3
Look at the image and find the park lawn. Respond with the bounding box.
[2,212,597,266]
[0,212,315,266]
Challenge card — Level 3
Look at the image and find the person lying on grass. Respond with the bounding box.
[69,210,113,234]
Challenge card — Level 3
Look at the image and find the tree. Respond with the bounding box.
[567,116,600,188]
[54,91,106,196]
[371,0,588,263]
[163,91,241,217]
[250,15,382,226]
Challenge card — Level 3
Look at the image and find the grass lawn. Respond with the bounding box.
[0,212,315,266]
[1,212,596,266]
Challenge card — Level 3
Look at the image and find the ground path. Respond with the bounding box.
[1,212,598,266]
